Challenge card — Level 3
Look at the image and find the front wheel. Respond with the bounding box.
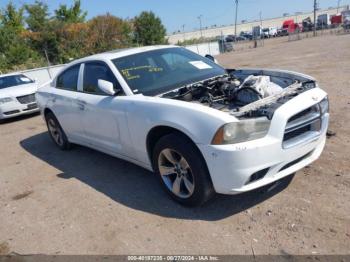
[153,133,215,206]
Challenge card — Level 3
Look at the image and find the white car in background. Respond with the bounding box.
[36,46,329,206]
[262,27,278,38]
[0,73,39,120]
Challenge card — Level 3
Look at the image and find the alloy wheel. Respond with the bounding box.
[158,148,195,199]
[47,118,64,146]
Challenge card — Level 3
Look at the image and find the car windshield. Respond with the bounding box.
[112,47,226,96]
[0,74,34,89]
[263,29,269,32]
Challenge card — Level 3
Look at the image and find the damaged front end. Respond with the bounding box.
[161,68,317,120]
[228,69,318,120]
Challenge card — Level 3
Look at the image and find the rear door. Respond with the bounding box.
[77,61,125,154]
[52,64,84,141]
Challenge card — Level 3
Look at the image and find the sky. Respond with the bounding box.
[2,0,350,34]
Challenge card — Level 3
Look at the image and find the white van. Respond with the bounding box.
[263,27,278,38]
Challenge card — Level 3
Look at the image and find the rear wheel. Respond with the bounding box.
[153,133,214,206]
[45,112,71,150]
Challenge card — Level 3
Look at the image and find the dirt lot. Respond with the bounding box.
[0,34,349,255]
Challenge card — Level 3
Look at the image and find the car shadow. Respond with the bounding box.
[20,132,294,221]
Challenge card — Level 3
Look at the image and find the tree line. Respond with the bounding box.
[0,0,167,73]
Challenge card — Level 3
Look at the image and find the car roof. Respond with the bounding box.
[70,45,178,65]
[0,72,27,78]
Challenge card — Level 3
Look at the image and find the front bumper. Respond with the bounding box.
[0,100,39,119]
[198,88,329,195]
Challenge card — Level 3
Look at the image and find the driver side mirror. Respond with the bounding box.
[98,79,116,96]
[205,54,219,64]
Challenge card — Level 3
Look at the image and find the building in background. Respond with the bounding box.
[167,6,349,44]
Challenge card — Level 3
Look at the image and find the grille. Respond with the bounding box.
[16,94,36,104]
[284,124,313,141]
[283,104,321,147]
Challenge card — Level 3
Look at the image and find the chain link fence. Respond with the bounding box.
[288,25,350,41]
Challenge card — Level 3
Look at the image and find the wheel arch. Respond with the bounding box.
[146,126,211,178]
[43,107,65,135]
[43,107,54,117]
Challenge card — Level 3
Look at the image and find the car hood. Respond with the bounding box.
[0,83,38,98]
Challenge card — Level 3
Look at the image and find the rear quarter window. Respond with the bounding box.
[56,65,80,91]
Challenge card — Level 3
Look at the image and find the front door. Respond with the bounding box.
[77,62,124,154]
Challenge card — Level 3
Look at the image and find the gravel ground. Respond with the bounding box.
[0,34,349,255]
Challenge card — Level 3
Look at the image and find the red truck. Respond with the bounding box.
[331,14,342,26]
[331,11,350,29]
[279,19,301,36]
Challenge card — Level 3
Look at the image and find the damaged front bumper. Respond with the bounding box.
[198,87,329,195]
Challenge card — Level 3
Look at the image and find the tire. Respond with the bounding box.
[45,112,71,150]
[153,133,215,207]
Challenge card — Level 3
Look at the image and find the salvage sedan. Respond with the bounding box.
[36,46,329,206]
[0,73,39,120]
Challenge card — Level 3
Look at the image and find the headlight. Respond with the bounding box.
[303,81,316,89]
[212,117,271,145]
[319,96,329,115]
[0,97,13,104]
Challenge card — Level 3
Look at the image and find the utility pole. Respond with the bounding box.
[259,12,264,46]
[337,0,341,13]
[234,0,239,41]
[198,15,203,38]
[313,0,317,37]
[259,11,262,27]
[182,24,186,42]
[44,49,52,79]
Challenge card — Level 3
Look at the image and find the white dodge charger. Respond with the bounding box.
[0,73,39,120]
[36,46,329,206]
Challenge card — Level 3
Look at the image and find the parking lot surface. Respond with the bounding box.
[0,34,349,255]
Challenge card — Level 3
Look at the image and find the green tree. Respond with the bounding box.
[133,11,166,46]
[54,0,87,23]
[0,2,24,32]
[0,3,33,72]
[87,14,133,53]
[0,1,171,72]
[0,26,43,72]
[24,19,63,64]
[24,0,49,32]
[57,22,90,62]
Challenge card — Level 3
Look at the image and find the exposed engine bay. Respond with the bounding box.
[161,69,316,119]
